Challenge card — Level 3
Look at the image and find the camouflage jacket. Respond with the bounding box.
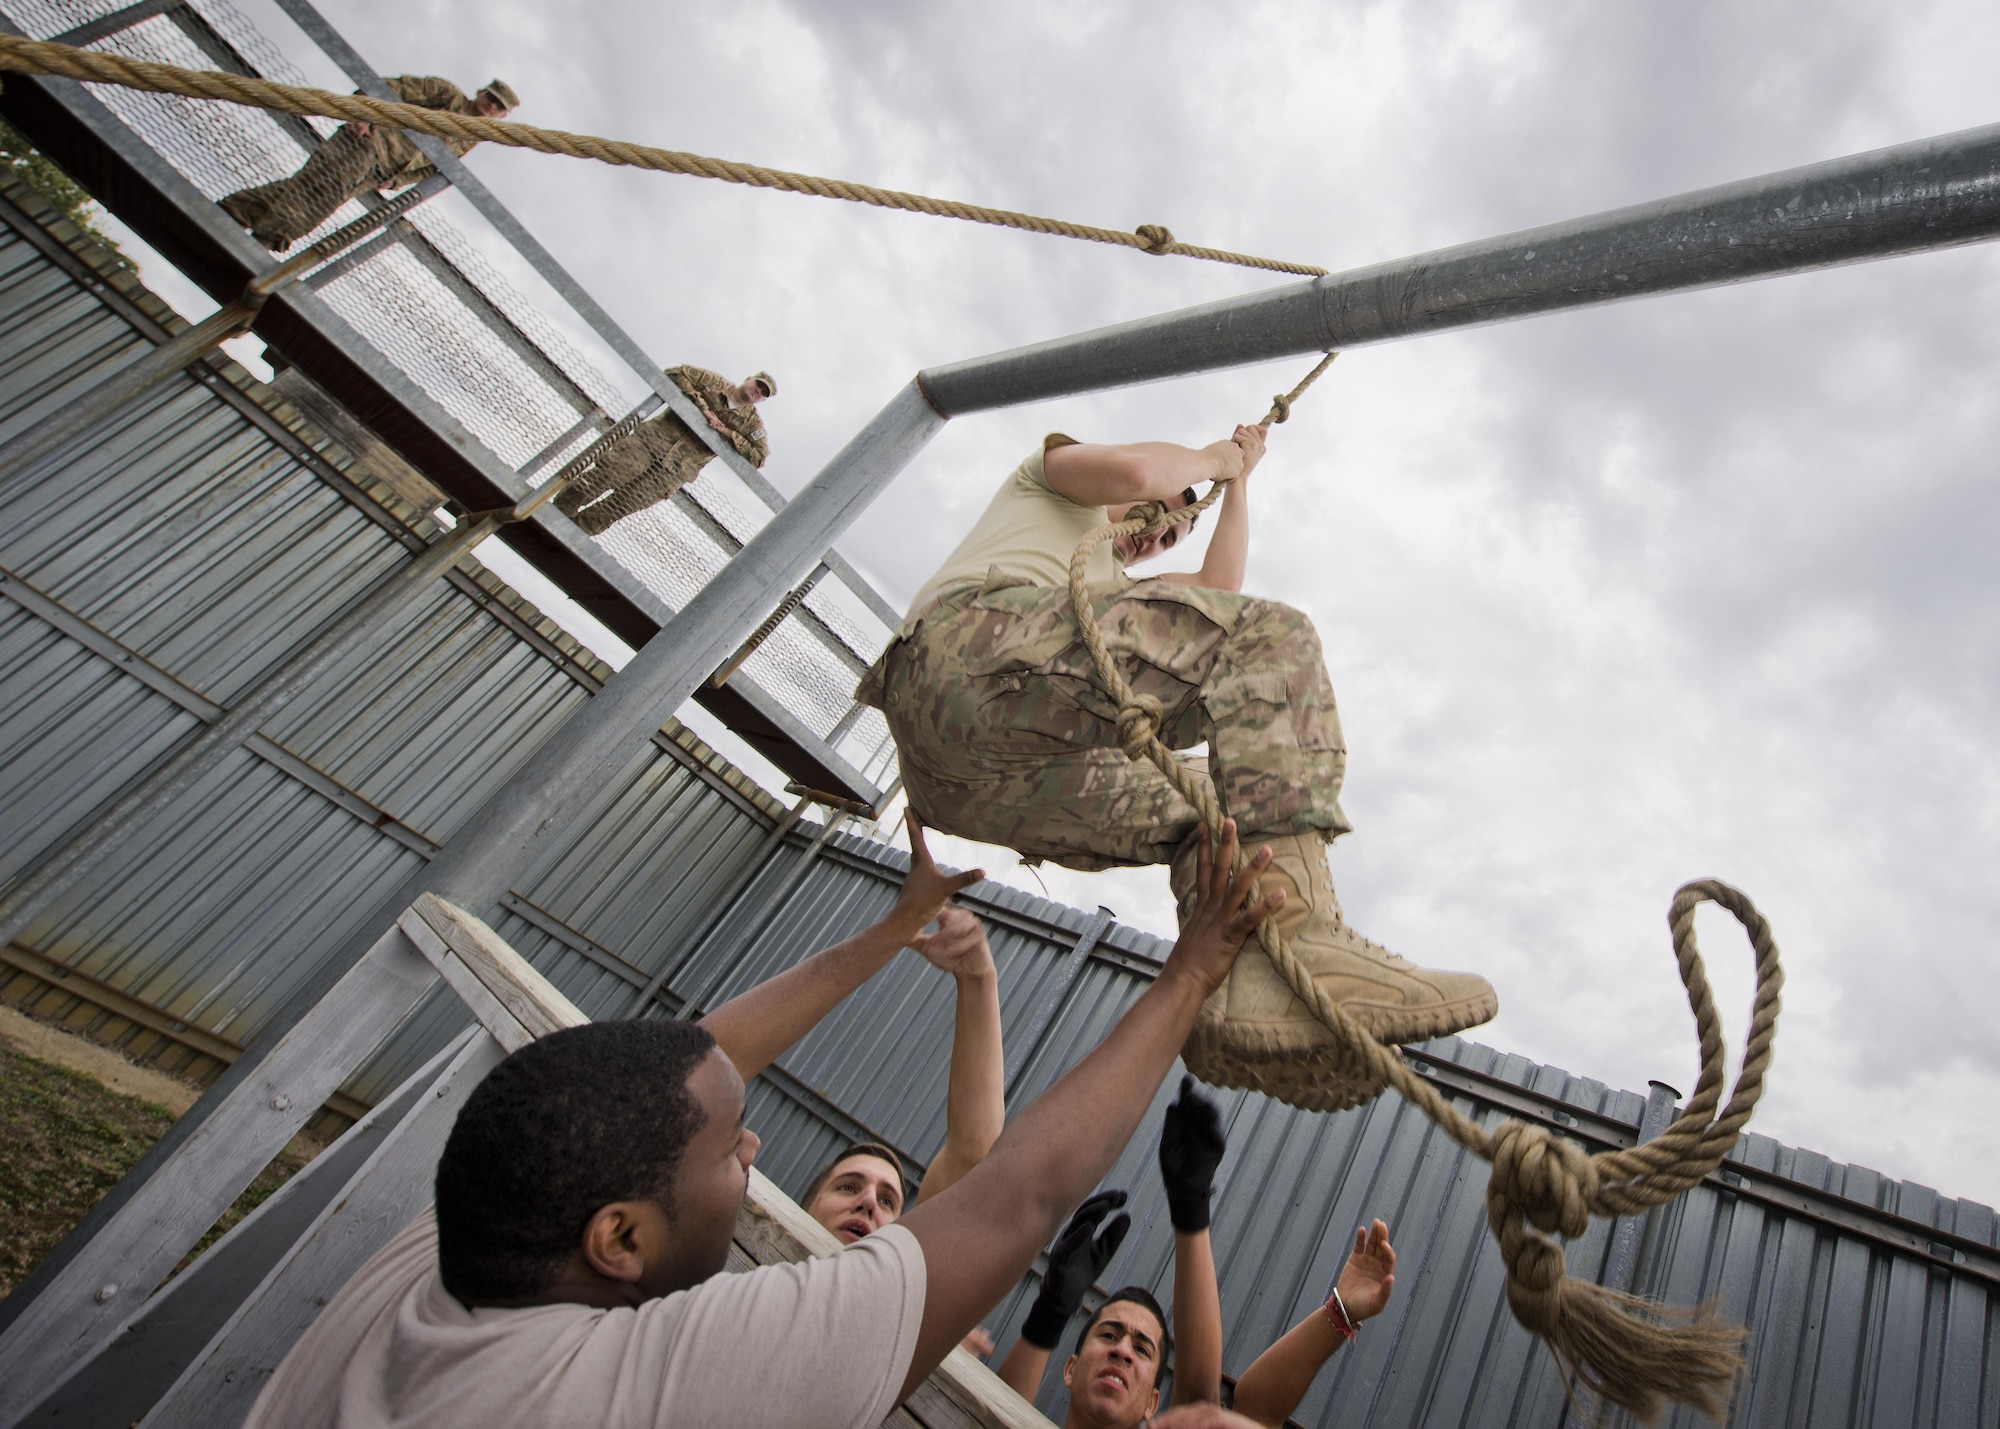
[667,364,769,468]
[370,76,483,188]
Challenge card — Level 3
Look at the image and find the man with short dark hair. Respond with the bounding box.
[243,815,1283,1427]
[220,76,517,251]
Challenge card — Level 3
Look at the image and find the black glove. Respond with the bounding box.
[1021,1189,1131,1349]
[1158,1075,1226,1233]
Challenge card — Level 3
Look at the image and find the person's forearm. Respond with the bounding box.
[1228,1313,1343,1428]
[1172,1230,1223,1406]
[995,1339,1052,1401]
[1194,478,1249,591]
[915,965,1005,1205]
[897,967,1211,1395]
[698,923,906,1080]
[1045,441,1236,506]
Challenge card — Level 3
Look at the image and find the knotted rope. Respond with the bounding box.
[1067,354,1783,1422]
[0,34,1325,278]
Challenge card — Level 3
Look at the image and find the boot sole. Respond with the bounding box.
[1182,987,1499,1114]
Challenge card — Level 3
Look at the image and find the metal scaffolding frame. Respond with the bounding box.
[2,13,1999,1419]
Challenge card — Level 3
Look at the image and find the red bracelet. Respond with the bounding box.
[1322,1287,1358,1344]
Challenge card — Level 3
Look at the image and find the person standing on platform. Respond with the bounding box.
[556,368,774,535]
[220,76,518,251]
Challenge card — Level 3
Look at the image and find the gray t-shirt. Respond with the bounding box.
[243,1210,927,1429]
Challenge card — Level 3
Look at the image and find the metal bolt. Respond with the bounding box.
[95,1283,118,1303]
[269,1094,292,1111]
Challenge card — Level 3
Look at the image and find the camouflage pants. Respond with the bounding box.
[218,126,380,249]
[554,415,715,535]
[874,576,1352,872]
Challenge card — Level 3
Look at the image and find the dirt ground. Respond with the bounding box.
[0,1007,317,1303]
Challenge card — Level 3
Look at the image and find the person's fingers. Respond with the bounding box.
[1194,821,1214,895]
[946,868,985,893]
[1095,1210,1132,1261]
[1178,1073,1195,1103]
[903,809,932,867]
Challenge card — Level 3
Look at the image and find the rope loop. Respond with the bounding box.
[1135,223,1177,253]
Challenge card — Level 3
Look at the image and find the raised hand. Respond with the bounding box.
[1230,423,1268,479]
[1158,1075,1226,1233]
[1162,820,1283,998]
[909,905,996,979]
[887,811,984,943]
[1020,1190,1131,1349]
[1333,1219,1396,1322]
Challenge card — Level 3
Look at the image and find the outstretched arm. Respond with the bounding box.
[1230,1221,1397,1429]
[995,1191,1132,1400]
[1044,431,1255,508]
[1157,428,1262,592]
[698,812,981,1082]
[896,823,1283,1400]
[1158,1076,1227,1406]
[911,909,1005,1205]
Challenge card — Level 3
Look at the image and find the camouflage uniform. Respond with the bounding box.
[219,76,498,251]
[860,569,1352,872]
[555,366,770,535]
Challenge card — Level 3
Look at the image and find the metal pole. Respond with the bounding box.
[0,512,501,957]
[1602,1080,1682,1292]
[709,564,829,688]
[0,177,445,484]
[918,122,2000,416]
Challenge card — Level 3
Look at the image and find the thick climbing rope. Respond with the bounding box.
[1068,355,1783,1422]
[0,33,1325,278]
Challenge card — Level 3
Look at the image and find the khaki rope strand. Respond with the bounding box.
[0,33,1326,278]
[1066,354,1782,1423]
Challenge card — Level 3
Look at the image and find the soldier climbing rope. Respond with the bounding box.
[1067,355,1784,1421]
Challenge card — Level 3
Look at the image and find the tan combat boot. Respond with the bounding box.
[1175,832,1498,1113]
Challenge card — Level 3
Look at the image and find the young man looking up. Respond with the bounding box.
[996,1076,1230,1422]
[244,816,1282,1428]
[858,425,1496,1113]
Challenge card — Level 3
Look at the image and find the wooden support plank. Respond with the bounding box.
[0,926,438,1399]
[139,1031,504,1429]
[398,893,585,1046]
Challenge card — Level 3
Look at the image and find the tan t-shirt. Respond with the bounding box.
[906,434,1125,624]
[243,1211,927,1429]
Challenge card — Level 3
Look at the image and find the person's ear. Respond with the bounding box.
[578,1201,652,1283]
[1142,1386,1160,1417]
[1061,1355,1077,1389]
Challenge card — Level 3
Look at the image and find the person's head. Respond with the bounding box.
[475,80,519,119]
[1062,1288,1171,1428]
[735,371,776,406]
[801,1142,907,1244]
[1107,486,1199,567]
[435,1020,759,1307]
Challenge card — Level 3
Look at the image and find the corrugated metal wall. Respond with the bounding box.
[3,179,1996,1427]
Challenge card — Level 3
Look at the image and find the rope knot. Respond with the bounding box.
[1135,223,1177,254]
[1489,1120,1598,1240]
[1268,392,1292,424]
[1116,693,1166,758]
[1122,500,1166,532]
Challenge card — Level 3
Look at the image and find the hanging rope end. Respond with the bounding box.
[1538,1282,1746,1425]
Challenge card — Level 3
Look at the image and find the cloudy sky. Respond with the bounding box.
[215,0,2000,1208]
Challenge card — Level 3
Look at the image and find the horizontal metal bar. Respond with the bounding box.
[242,734,439,857]
[47,0,178,49]
[495,892,649,989]
[919,122,2000,415]
[0,564,223,719]
[442,567,605,693]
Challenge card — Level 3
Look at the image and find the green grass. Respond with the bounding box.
[0,1042,314,1302]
